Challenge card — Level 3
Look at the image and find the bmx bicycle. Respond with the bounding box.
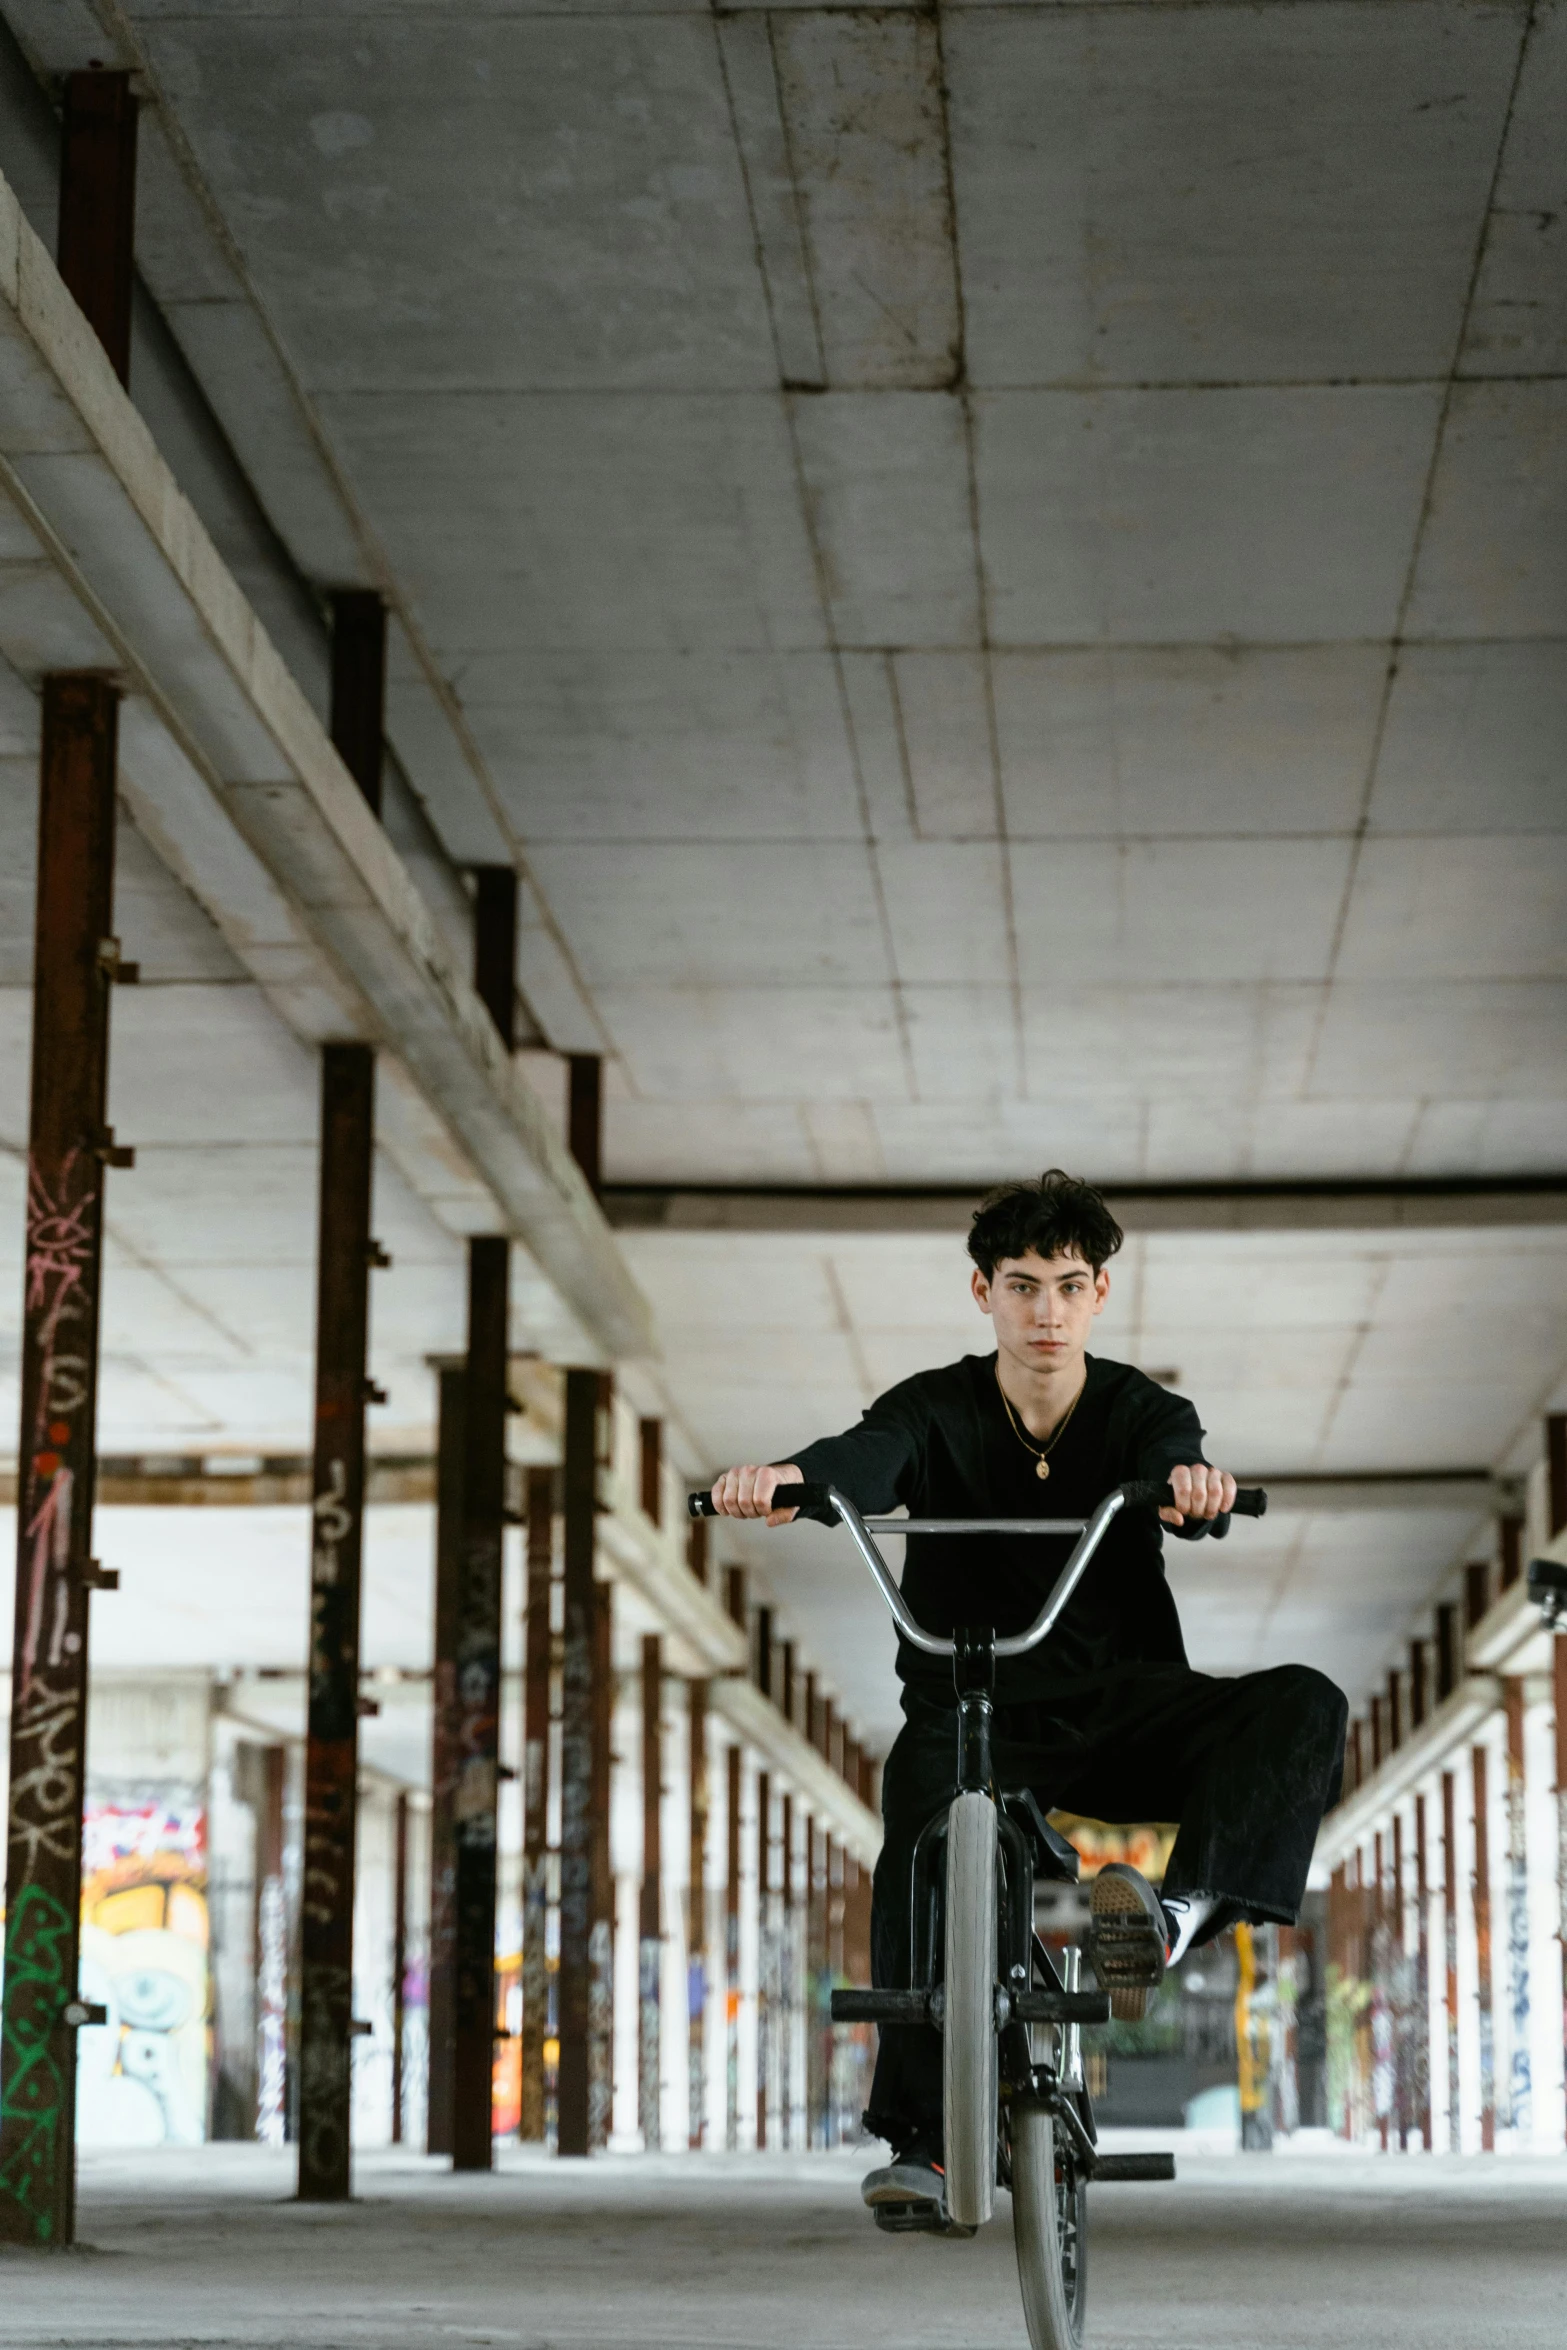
[691,1473,1267,2350]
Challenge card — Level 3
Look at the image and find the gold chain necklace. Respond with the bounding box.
[994,1360,1085,1481]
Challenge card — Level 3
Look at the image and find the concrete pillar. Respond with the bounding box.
[558,1369,599,2155]
[0,675,127,2246]
[519,1466,553,2144]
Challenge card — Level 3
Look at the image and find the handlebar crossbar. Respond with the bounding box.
[687,1476,1267,1662]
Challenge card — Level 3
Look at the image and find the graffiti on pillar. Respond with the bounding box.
[2,1150,98,2242]
[1505,1740,1531,2140]
[256,1873,288,2146]
[588,1918,613,2151]
[0,1884,73,2230]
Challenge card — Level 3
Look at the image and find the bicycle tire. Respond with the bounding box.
[1011,2103,1088,2350]
[942,1790,998,2227]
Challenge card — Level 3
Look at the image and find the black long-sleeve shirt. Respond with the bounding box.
[791,1352,1216,1704]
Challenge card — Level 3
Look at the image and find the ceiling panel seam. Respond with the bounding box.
[930,1,1026,1099]
[712,0,919,1105]
[1301,0,1542,1095]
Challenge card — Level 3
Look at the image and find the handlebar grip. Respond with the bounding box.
[686,1481,835,1521]
[1123,1479,1267,1518]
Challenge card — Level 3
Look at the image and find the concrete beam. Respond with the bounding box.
[605,1179,1567,1238]
[0,162,650,1363]
[1251,1473,1499,1513]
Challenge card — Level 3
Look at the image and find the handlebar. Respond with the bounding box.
[686,1477,1267,1662]
[688,1479,1266,1522]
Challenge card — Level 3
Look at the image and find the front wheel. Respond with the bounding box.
[942,1790,998,2227]
[1011,2102,1088,2350]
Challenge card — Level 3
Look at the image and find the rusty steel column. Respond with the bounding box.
[426,1361,464,2155]
[755,1769,771,2150]
[297,1042,377,2203]
[1473,1742,1495,2151]
[1503,1679,1531,2142]
[1442,1769,1461,2149]
[58,70,137,385]
[246,1740,288,2145]
[687,1680,709,2149]
[589,1575,615,2149]
[520,1465,554,2144]
[725,1742,743,2149]
[568,1056,603,1196]
[450,1237,509,2171]
[391,1791,409,2145]
[558,1367,600,2156]
[639,1634,663,2150]
[328,592,387,814]
[0,677,128,2248]
[1414,1791,1432,2151]
[1555,1630,1567,2150]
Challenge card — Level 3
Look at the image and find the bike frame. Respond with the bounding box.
[824,1484,1135,2161]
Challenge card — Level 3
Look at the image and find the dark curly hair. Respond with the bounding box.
[966,1170,1124,1279]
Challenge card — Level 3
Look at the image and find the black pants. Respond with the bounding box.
[865,1659,1348,2145]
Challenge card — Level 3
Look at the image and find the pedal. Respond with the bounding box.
[1092,2152,1176,2182]
[874,2198,943,2234]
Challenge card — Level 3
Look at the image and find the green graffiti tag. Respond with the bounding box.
[0,1881,72,2243]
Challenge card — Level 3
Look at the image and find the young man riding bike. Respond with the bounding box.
[708,1170,1347,2218]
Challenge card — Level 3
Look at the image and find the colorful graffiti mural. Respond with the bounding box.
[75,1799,209,2147]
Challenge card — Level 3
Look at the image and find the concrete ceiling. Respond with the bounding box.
[0,0,1563,1745]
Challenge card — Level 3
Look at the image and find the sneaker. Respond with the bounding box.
[1087,1862,1170,2023]
[862,2137,946,2220]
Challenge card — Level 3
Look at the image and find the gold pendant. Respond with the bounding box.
[1035,1458,1050,1480]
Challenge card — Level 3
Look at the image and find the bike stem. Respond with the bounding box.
[953,1625,996,1793]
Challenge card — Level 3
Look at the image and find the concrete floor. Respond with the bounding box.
[1,2143,1564,2350]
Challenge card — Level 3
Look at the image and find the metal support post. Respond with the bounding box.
[568,1057,603,1196]
[520,1466,553,2144]
[328,592,387,815]
[298,1042,377,2203]
[0,676,126,2247]
[639,1634,663,2150]
[725,1743,742,2149]
[1473,1743,1495,2150]
[58,70,137,386]
[1414,1792,1432,2151]
[755,1769,771,2149]
[806,1814,827,2147]
[558,1367,600,2156]
[1503,1680,1531,2142]
[391,1791,409,2145]
[589,1576,614,2149]
[1441,1770,1460,2149]
[780,1791,795,2148]
[687,1681,709,2150]
[450,1238,509,2171]
[426,1362,464,2155]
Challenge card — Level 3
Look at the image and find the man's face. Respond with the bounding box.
[971,1248,1109,1376]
